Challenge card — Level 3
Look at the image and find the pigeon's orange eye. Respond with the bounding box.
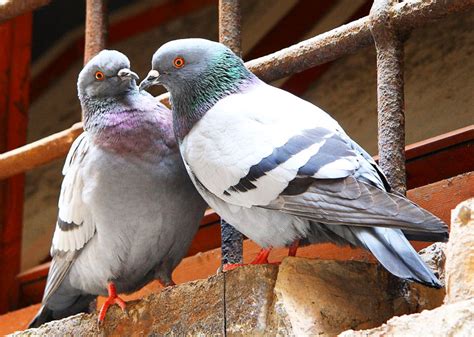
[173,57,185,69]
[95,71,105,80]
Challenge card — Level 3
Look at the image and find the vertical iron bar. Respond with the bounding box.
[220,218,243,265]
[218,0,243,266]
[369,0,407,195]
[84,0,108,65]
[219,0,242,57]
[83,0,108,122]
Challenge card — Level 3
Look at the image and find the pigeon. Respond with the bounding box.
[139,38,449,288]
[29,50,206,328]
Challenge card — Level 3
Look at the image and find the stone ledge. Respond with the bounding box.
[340,298,474,337]
[13,256,443,336]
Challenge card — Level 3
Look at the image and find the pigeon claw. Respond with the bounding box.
[288,239,300,257]
[222,263,244,272]
[98,282,127,324]
[222,247,274,272]
[159,279,176,288]
[251,247,272,264]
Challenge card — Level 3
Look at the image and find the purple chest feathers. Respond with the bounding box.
[91,110,176,157]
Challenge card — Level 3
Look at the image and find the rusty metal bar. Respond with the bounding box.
[369,0,406,194]
[0,0,50,23]
[0,0,473,181]
[0,123,82,180]
[218,0,242,57]
[247,0,474,83]
[84,0,108,64]
[218,0,244,266]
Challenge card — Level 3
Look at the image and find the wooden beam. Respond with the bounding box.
[0,303,41,335]
[371,125,474,189]
[0,13,32,314]
[407,172,473,228]
[281,0,372,95]
[15,171,473,309]
[31,0,215,103]
[0,0,50,23]
[405,125,474,189]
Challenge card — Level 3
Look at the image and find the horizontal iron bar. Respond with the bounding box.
[247,0,474,82]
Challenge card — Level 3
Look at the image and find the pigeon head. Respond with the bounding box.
[77,49,139,99]
[139,38,254,99]
[139,39,256,139]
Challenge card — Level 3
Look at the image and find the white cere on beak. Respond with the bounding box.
[117,68,139,80]
[147,70,159,79]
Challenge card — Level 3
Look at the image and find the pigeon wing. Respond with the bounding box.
[43,133,96,304]
[267,176,448,236]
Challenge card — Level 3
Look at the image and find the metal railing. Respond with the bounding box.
[0,0,473,289]
[218,0,244,265]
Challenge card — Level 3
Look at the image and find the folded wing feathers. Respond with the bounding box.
[42,251,78,304]
[271,177,447,234]
[62,133,87,175]
[240,124,448,236]
[52,134,96,253]
[222,127,361,207]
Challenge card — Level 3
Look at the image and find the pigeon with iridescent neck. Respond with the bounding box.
[140,38,448,288]
[29,50,206,328]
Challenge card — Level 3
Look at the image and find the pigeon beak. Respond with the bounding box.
[117,68,139,81]
[139,70,160,91]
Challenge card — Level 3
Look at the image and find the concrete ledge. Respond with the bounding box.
[12,256,443,336]
[340,298,474,337]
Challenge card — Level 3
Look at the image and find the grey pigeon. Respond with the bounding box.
[140,38,448,288]
[29,50,206,328]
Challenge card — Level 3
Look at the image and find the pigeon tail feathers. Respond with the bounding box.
[28,294,95,328]
[28,305,54,329]
[351,226,442,288]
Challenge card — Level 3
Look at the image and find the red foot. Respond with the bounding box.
[98,282,127,323]
[223,248,274,271]
[288,239,300,257]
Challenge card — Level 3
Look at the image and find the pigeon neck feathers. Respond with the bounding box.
[81,91,176,156]
[171,50,257,140]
